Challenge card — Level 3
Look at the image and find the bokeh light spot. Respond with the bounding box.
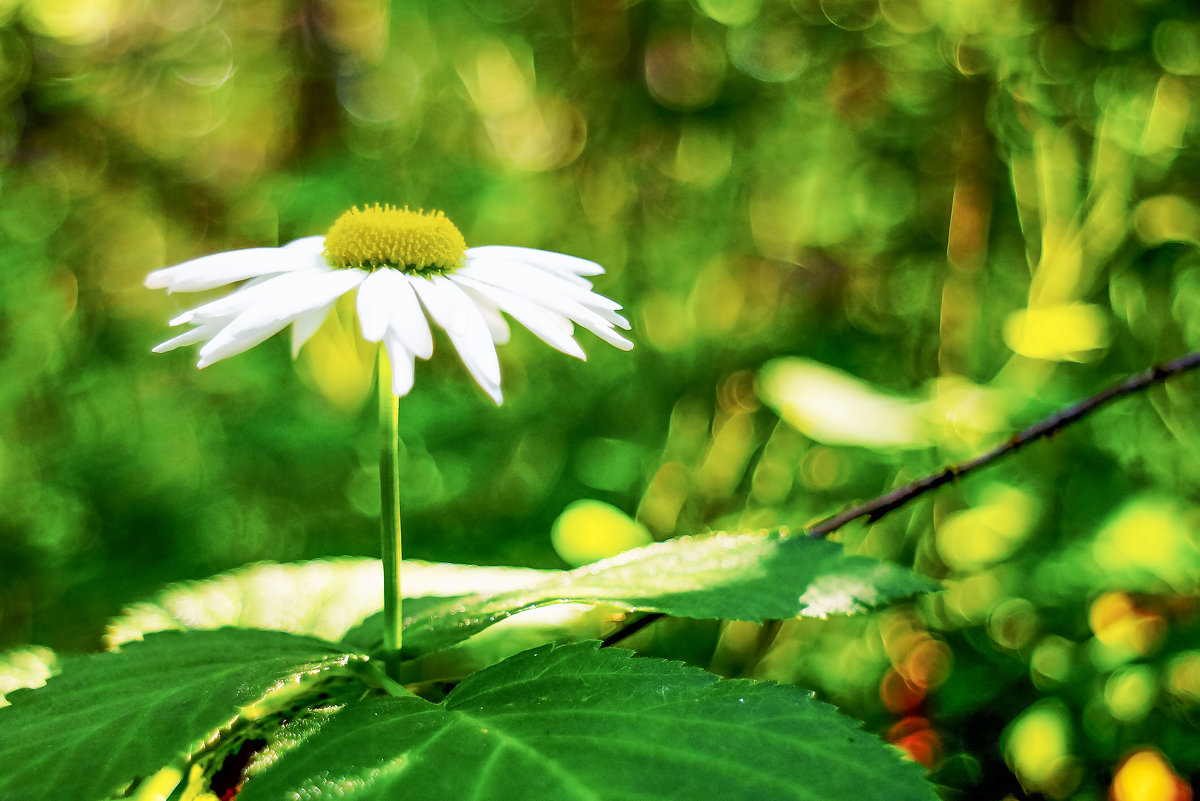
[1165,652,1200,703]
[1030,635,1076,688]
[880,666,925,713]
[758,358,927,449]
[551,500,653,567]
[988,597,1039,652]
[643,29,727,111]
[937,483,1037,572]
[1112,749,1191,801]
[728,18,809,82]
[878,0,931,34]
[295,296,376,413]
[1104,665,1157,722]
[22,0,120,43]
[1005,699,1078,797]
[1002,302,1110,362]
[943,571,1002,624]
[1154,20,1200,76]
[1089,592,1166,660]
[697,0,761,27]
[1093,497,1200,592]
[819,0,879,31]
[798,446,844,490]
[1134,195,1200,246]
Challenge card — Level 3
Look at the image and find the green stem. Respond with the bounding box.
[377,348,403,681]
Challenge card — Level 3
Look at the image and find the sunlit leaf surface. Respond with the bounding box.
[105,558,552,646]
[0,647,57,707]
[353,532,935,657]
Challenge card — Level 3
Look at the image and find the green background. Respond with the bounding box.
[3,0,1200,796]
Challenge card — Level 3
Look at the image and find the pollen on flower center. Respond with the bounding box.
[323,204,467,274]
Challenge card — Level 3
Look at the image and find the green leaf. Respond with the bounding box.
[106,557,552,646]
[342,594,622,684]
[379,532,935,657]
[240,642,936,801]
[0,628,365,801]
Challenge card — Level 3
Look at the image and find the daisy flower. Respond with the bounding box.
[145,205,633,403]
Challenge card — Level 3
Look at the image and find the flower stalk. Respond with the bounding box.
[377,347,403,681]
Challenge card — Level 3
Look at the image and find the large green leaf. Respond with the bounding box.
[0,628,364,801]
[240,642,936,801]
[106,557,552,646]
[106,558,618,683]
[364,532,935,658]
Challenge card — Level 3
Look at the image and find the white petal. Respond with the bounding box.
[383,335,417,397]
[490,264,630,329]
[197,270,365,367]
[146,236,327,293]
[520,278,625,332]
[356,270,392,343]
[576,319,634,351]
[280,235,328,261]
[460,286,511,345]
[291,305,331,357]
[547,297,634,350]
[584,305,630,330]
[463,266,631,349]
[462,255,593,291]
[171,269,328,326]
[151,321,223,353]
[452,275,585,360]
[482,305,511,345]
[408,273,471,337]
[460,260,627,325]
[465,245,604,277]
[529,293,633,350]
[380,272,434,359]
[411,275,503,396]
[476,378,503,405]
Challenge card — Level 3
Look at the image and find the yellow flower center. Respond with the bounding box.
[323,204,467,274]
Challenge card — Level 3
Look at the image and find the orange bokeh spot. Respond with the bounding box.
[903,637,953,691]
[880,667,926,713]
[1091,592,1135,633]
[1090,593,1166,657]
[887,716,941,769]
[1112,749,1192,801]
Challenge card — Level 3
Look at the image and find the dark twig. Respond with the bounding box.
[806,351,1200,538]
[601,612,663,648]
[601,352,1200,646]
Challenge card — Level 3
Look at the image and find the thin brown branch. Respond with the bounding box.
[807,351,1200,538]
[600,612,663,648]
[601,352,1200,647]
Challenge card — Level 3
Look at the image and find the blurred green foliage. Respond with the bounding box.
[3,0,1200,797]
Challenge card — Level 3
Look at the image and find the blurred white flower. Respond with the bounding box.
[146,206,633,403]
